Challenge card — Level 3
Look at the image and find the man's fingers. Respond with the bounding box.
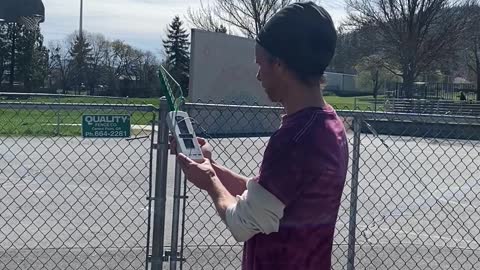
[197,137,206,146]
[177,153,194,166]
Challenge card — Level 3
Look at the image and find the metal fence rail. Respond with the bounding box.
[0,97,157,270]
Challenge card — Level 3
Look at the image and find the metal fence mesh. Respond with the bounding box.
[3,95,480,270]
[174,101,356,270]
[354,113,480,270]
[0,95,156,270]
[171,100,480,270]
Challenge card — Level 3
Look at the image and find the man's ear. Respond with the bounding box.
[275,59,289,76]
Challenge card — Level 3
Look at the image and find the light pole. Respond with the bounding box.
[79,0,83,41]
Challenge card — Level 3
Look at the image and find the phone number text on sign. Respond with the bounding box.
[82,115,131,138]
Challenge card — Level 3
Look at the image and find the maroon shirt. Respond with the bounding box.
[242,106,349,270]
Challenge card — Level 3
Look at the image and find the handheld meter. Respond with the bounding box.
[166,111,204,162]
[159,66,204,162]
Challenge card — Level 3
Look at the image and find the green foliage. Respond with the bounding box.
[12,24,49,92]
[163,16,190,96]
[0,24,9,87]
[355,55,400,97]
[68,34,93,90]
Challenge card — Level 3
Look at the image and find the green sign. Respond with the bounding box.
[82,114,131,138]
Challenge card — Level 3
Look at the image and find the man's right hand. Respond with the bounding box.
[169,136,214,161]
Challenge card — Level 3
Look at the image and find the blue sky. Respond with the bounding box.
[40,0,347,57]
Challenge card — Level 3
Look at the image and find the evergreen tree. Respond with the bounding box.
[0,24,9,89]
[69,34,93,94]
[163,16,190,96]
[16,26,48,92]
[1,23,49,92]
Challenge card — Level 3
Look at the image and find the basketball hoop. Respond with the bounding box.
[17,15,43,31]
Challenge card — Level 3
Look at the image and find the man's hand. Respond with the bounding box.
[170,135,249,196]
[175,143,239,224]
[177,153,218,191]
[169,136,213,161]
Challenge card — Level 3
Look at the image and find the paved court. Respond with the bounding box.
[179,134,480,270]
[1,132,480,269]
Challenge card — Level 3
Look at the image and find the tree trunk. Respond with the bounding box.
[402,69,416,99]
[476,51,480,101]
[477,71,480,101]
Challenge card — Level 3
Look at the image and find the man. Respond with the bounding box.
[172,2,349,269]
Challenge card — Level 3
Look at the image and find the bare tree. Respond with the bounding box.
[86,33,109,95]
[346,0,472,97]
[465,3,480,101]
[48,40,73,93]
[186,0,319,38]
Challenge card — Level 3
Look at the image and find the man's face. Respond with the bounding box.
[255,44,284,102]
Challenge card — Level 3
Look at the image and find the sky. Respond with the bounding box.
[40,0,348,57]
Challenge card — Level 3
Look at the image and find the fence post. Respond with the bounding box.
[347,115,362,270]
[55,97,60,136]
[169,162,183,270]
[169,100,186,269]
[151,98,170,270]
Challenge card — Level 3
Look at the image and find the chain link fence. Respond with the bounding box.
[0,93,157,270]
[161,100,480,270]
[2,94,480,270]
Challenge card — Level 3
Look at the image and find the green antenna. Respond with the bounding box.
[159,65,185,112]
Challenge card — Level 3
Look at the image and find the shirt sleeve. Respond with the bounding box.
[225,179,285,242]
[257,134,311,206]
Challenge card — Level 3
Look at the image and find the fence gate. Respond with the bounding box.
[0,97,157,270]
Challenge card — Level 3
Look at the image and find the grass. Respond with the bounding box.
[0,105,156,137]
[325,95,384,111]
[0,95,378,136]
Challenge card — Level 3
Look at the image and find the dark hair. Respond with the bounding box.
[262,46,326,87]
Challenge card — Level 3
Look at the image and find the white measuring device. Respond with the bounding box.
[166,111,204,162]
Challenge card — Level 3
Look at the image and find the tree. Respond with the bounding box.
[46,32,161,98]
[11,24,48,92]
[356,54,400,109]
[466,3,480,101]
[69,34,93,94]
[163,16,190,95]
[48,40,73,93]
[346,0,472,98]
[86,33,109,95]
[330,25,379,73]
[0,24,9,89]
[356,55,384,99]
[186,0,318,38]
[139,51,161,97]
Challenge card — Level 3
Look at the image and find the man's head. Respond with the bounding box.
[254,2,337,102]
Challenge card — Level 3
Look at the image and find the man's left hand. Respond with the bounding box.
[177,153,218,191]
